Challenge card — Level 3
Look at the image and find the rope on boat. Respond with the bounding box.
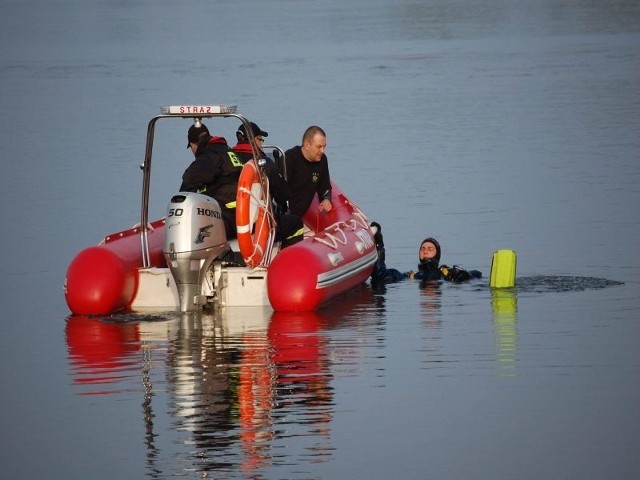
[312,205,371,250]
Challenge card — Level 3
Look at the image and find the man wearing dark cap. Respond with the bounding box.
[232,121,269,161]
[232,121,304,247]
[180,121,243,239]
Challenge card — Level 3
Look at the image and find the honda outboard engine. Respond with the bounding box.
[163,192,229,311]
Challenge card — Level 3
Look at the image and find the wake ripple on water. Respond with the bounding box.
[514,275,624,294]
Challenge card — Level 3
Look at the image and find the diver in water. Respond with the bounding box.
[370,222,482,286]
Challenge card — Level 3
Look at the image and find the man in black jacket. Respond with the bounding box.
[180,122,243,239]
[283,125,332,217]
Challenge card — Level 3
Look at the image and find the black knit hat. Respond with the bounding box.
[187,123,210,148]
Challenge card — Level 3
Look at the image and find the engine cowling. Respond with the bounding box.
[163,192,229,311]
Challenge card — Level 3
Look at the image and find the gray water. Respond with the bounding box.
[1,1,639,478]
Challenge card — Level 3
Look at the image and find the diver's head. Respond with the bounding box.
[418,238,441,263]
[418,238,441,273]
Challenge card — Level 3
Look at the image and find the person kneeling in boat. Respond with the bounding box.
[181,122,242,240]
[370,223,482,285]
[232,121,304,247]
[283,126,333,216]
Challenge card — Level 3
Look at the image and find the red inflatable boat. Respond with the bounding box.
[64,105,377,315]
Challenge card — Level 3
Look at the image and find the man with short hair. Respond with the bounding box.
[283,125,332,217]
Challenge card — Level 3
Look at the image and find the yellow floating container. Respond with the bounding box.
[490,249,517,288]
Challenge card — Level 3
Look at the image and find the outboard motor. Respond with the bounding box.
[163,192,229,311]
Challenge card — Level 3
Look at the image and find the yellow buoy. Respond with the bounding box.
[490,249,517,288]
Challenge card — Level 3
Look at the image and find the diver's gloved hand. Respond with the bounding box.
[451,267,470,283]
[370,221,385,262]
[370,222,384,247]
[469,270,482,279]
[440,265,471,283]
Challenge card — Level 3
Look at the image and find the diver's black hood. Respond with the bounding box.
[419,237,441,264]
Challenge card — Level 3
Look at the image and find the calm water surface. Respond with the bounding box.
[1,1,639,479]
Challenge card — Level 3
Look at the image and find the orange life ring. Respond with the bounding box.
[236,160,273,267]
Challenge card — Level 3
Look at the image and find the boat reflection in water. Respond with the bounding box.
[65,316,144,394]
[64,287,382,476]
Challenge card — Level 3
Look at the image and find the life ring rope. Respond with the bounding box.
[236,185,270,233]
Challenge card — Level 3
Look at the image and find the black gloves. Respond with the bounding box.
[370,221,385,262]
[370,221,384,247]
[440,265,471,283]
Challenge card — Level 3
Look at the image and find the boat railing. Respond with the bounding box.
[139,105,266,268]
